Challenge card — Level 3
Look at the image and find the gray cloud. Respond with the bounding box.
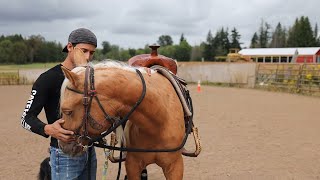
[0,0,101,23]
[0,0,319,49]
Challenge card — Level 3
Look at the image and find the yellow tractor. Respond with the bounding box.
[226,48,250,62]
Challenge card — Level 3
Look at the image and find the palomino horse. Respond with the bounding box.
[59,60,188,179]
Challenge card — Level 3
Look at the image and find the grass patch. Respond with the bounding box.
[0,71,20,85]
[0,62,59,70]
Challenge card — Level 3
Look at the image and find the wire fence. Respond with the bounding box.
[2,64,320,97]
[255,63,320,96]
[0,70,20,85]
[0,69,41,85]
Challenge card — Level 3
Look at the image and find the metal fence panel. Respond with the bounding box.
[255,63,320,96]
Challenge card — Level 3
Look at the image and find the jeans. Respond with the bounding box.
[50,146,97,180]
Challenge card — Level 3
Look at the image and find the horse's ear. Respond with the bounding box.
[73,48,87,67]
[61,66,79,86]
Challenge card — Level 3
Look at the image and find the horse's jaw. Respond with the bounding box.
[58,140,86,157]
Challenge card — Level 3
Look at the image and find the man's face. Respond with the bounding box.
[67,43,96,63]
[74,43,96,62]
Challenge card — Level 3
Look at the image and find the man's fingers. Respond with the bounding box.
[57,119,65,124]
[59,128,74,135]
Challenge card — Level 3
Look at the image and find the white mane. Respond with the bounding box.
[60,60,156,111]
[70,60,156,74]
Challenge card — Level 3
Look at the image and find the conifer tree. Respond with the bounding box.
[250,32,259,48]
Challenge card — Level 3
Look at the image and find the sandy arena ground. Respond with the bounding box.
[0,85,320,180]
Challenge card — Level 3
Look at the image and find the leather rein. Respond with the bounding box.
[65,64,194,154]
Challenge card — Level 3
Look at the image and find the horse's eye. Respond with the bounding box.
[64,110,73,116]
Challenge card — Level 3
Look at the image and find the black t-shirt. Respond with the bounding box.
[21,64,65,148]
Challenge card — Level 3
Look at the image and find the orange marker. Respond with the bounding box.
[197,80,201,92]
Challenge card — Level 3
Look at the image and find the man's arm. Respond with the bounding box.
[20,74,74,142]
[21,76,49,137]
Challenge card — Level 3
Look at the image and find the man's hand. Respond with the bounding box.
[44,119,75,143]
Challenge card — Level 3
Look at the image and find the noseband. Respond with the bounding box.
[65,64,146,149]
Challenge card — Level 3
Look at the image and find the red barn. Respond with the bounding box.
[239,47,320,63]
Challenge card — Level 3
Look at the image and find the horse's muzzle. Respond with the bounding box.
[58,140,86,157]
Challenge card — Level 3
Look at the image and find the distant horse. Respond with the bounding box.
[58,59,188,179]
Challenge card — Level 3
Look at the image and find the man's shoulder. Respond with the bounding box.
[40,64,63,78]
[45,64,63,74]
[35,64,64,85]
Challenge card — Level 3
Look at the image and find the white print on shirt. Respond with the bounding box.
[21,90,37,131]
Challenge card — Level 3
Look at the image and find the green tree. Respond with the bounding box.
[157,35,173,47]
[119,49,130,61]
[158,45,176,58]
[26,35,45,63]
[316,24,320,46]
[250,32,259,48]
[11,42,28,64]
[135,45,152,55]
[106,45,120,60]
[174,40,192,61]
[0,35,5,42]
[287,16,317,47]
[179,33,185,43]
[0,40,13,63]
[258,20,271,48]
[35,41,64,62]
[128,48,136,57]
[299,16,316,46]
[5,34,24,43]
[230,27,241,49]
[203,30,215,61]
[101,41,111,55]
[270,22,287,48]
[190,44,204,61]
[93,49,105,61]
[287,18,300,47]
[314,23,318,41]
[213,27,230,56]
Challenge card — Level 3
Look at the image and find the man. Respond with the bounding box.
[21,28,97,180]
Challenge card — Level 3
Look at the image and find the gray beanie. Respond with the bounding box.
[62,28,97,52]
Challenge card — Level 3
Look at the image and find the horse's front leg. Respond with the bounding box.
[162,154,184,180]
[125,154,145,180]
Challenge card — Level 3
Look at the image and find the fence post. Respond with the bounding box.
[17,69,20,85]
[255,63,260,88]
[296,64,302,93]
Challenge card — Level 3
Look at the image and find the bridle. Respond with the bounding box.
[65,64,146,149]
[65,64,194,153]
[64,64,194,180]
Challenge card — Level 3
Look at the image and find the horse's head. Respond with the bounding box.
[58,66,117,156]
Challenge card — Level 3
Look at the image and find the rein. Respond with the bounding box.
[65,64,194,153]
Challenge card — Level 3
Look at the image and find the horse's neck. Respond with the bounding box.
[97,68,182,131]
[99,69,164,127]
[97,69,151,112]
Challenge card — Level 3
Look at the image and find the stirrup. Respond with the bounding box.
[182,126,202,157]
[108,133,126,163]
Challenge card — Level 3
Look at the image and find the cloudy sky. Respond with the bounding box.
[1,0,319,49]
